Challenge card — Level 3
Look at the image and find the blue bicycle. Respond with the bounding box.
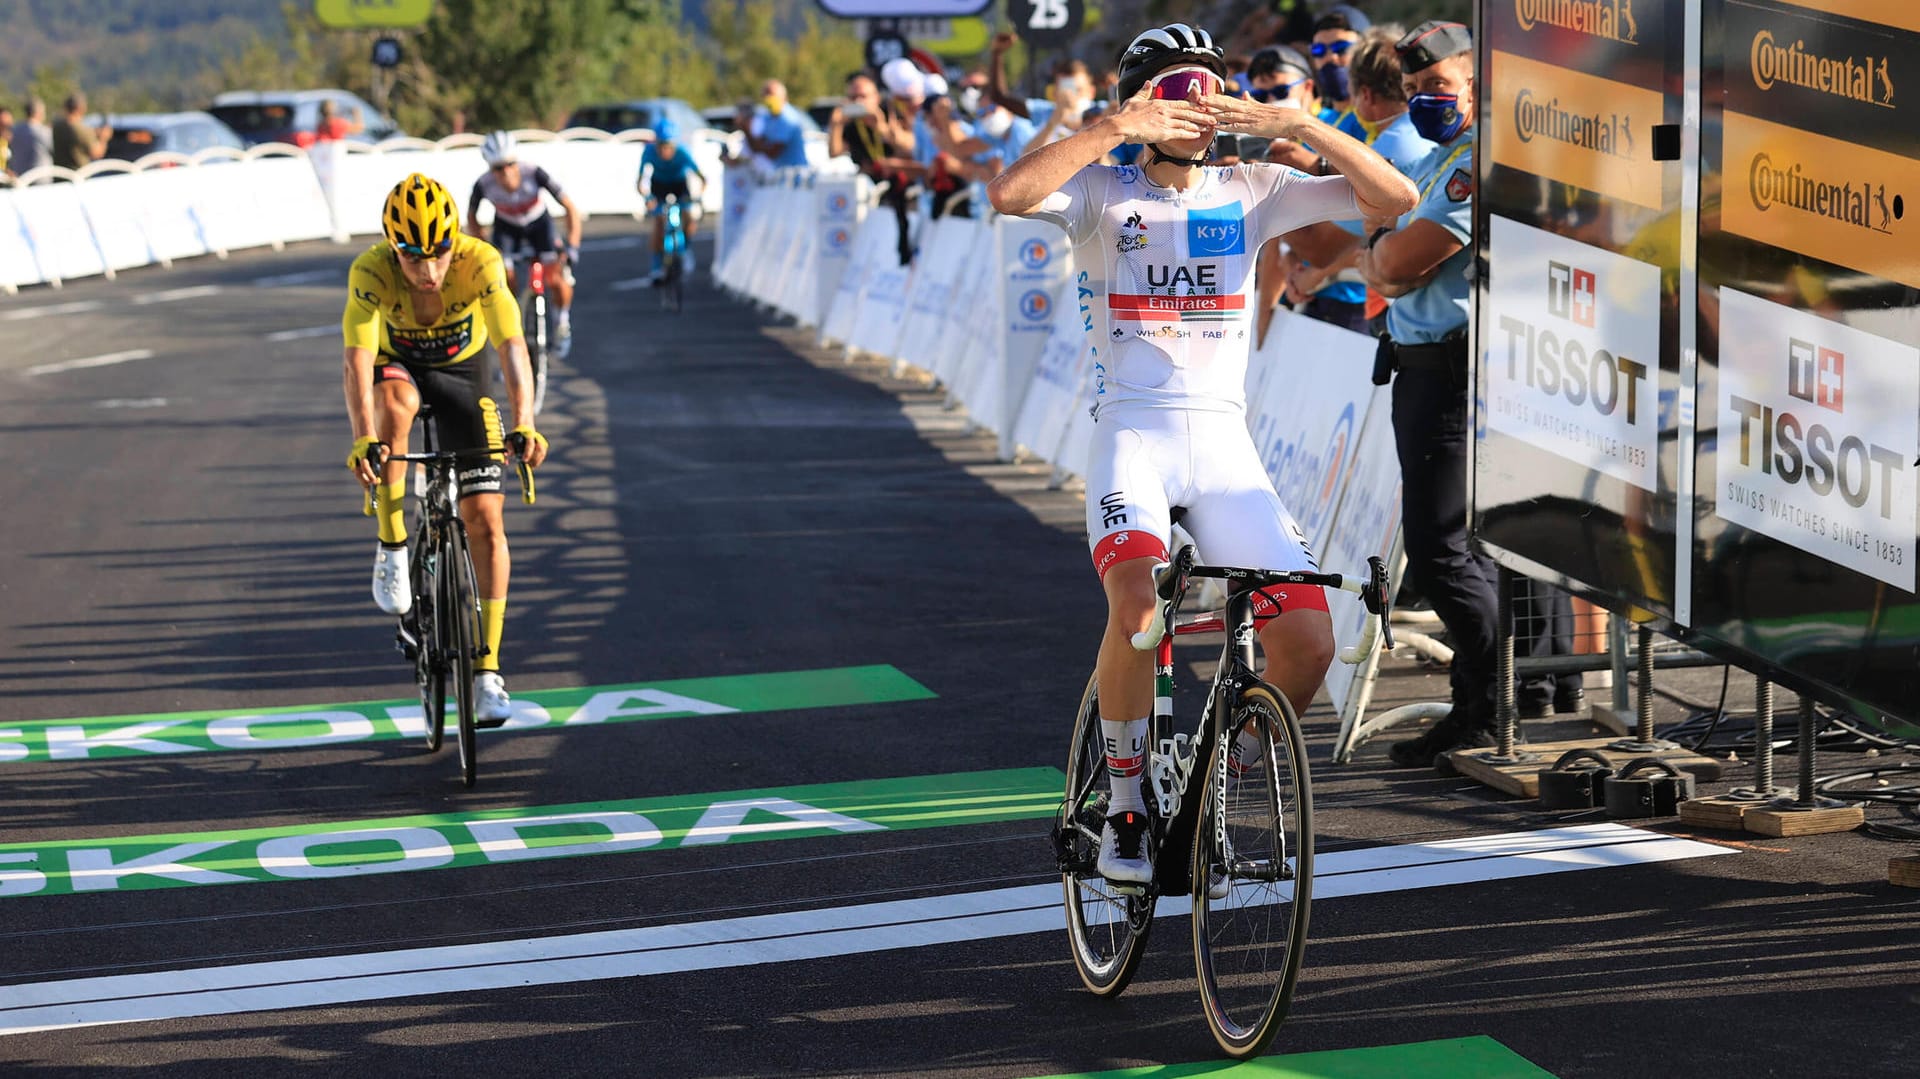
[654,194,687,314]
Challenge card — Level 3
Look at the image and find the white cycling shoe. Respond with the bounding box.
[1095,810,1153,885]
[372,545,411,616]
[474,672,512,728]
[553,312,573,359]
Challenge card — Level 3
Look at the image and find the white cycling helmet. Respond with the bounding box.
[480,130,518,167]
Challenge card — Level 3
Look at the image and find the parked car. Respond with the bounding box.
[700,104,745,134]
[208,89,402,147]
[565,98,709,139]
[102,111,246,161]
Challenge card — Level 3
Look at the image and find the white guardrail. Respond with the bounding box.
[714,171,1407,746]
[0,127,741,293]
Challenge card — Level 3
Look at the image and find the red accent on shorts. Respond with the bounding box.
[375,364,416,383]
[1092,530,1169,579]
[1247,584,1330,624]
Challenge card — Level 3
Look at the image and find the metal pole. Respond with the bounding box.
[1754,677,1775,791]
[1636,624,1656,743]
[1796,694,1816,806]
[1495,565,1516,757]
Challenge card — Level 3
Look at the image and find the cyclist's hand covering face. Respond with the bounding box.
[1203,90,1310,141]
[1108,83,1210,148]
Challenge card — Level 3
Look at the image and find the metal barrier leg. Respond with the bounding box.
[1729,676,1784,801]
[1608,624,1677,752]
[1768,696,1847,811]
[1608,615,1631,714]
[1484,565,1534,764]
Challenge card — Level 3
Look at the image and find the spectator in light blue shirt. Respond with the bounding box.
[745,79,811,169]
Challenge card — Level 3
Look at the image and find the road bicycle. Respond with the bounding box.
[499,242,573,418]
[383,405,534,788]
[655,194,687,314]
[1052,544,1391,1057]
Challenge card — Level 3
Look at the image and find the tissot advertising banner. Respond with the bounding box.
[1486,215,1662,491]
[1715,286,1917,591]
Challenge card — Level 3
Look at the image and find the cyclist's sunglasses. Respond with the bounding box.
[395,238,454,259]
[1311,39,1356,59]
[1247,77,1308,103]
[1146,66,1224,101]
[488,161,516,173]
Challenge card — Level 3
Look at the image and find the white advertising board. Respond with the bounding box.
[1485,214,1662,492]
[1716,286,1918,591]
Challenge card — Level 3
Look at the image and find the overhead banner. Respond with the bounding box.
[1486,215,1663,492]
[816,0,991,16]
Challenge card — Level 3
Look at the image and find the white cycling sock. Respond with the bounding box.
[1101,717,1149,815]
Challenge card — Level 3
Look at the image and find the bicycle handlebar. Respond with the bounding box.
[363,446,537,506]
[1129,546,1395,663]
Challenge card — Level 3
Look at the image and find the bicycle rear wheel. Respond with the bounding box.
[1191,681,1313,1058]
[524,290,548,417]
[1059,672,1152,996]
[411,528,445,752]
[444,522,481,788]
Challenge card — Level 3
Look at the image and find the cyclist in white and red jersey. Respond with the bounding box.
[989,22,1416,885]
[468,131,583,356]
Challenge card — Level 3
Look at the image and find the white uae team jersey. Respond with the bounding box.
[1032,163,1359,414]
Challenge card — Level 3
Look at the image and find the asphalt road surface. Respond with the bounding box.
[0,220,1914,1077]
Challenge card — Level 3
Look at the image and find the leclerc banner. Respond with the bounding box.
[814,0,990,16]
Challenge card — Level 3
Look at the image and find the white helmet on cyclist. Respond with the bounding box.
[480,130,518,167]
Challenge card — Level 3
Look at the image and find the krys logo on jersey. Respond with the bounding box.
[1485,215,1660,492]
[1716,286,1917,591]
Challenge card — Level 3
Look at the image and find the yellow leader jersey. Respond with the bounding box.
[341,233,522,367]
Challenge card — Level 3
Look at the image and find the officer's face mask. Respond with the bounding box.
[1407,92,1467,142]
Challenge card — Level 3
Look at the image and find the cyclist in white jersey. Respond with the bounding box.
[469,131,583,356]
[989,22,1416,884]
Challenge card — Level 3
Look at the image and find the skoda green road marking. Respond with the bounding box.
[0,664,934,764]
[1027,1036,1557,1078]
[0,767,1059,898]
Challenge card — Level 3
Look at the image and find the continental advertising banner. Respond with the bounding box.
[1487,215,1662,491]
[1715,287,1917,591]
[1488,50,1666,210]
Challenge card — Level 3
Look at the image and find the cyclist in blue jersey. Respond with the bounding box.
[638,119,706,283]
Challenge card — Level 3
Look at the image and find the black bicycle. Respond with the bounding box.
[383,406,534,788]
[1052,545,1391,1057]
[655,194,687,314]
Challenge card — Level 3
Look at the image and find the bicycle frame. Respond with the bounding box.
[1146,586,1269,831]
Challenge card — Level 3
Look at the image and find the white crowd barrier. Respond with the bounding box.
[0,128,717,293]
[718,173,1407,730]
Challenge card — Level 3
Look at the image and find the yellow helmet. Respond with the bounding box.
[382,172,458,256]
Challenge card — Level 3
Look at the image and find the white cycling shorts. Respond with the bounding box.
[1085,406,1326,615]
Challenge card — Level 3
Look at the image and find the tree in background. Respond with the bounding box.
[706,1,865,108]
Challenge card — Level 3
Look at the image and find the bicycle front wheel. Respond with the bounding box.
[444,523,481,788]
[412,530,445,753]
[1060,672,1151,996]
[525,291,548,417]
[1192,681,1313,1058]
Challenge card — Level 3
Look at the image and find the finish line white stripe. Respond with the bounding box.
[0,823,1728,1035]
[264,324,337,342]
[25,350,155,377]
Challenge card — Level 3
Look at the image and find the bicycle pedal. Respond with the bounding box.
[473,715,509,730]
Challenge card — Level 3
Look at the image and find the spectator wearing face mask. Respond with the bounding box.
[1309,4,1370,140]
[938,95,1038,184]
[744,80,811,169]
[832,71,919,265]
[984,32,1097,150]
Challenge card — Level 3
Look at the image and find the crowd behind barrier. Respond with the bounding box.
[0,128,738,293]
[715,169,1406,750]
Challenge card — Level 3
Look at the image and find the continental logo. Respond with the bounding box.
[1751,30,1894,108]
[1515,0,1638,44]
[1515,89,1636,159]
[1722,111,1920,291]
[1748,151,1893,235]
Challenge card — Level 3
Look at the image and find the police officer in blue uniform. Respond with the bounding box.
[1357,21,1502,767]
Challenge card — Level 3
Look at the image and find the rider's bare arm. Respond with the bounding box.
[1204,94,1417,221]
[989,90,1208,217]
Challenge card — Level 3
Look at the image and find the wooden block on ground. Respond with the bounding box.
[1890,856,1920,888]
[1678,797,1758,831]
[1744,804,1865,837]
[1446,737,1725,799]
[1588,705,1632,738]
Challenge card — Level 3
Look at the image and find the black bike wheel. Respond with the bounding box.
[445,524,480,789]
[412,530,444,753]
[1191,682,1313,1058]
[1060,672,1152,996]
[525,291,548,417]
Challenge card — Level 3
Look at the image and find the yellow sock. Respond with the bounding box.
[478,598,506,672]
[375,480,407,547]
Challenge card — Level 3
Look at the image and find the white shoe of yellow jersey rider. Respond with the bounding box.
[474,671,513,726]
[372,544,411,616]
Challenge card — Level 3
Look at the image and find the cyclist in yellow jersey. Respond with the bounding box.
[343,173,550,724]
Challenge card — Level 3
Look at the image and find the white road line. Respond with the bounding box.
[0,300,104,322]
[0,824,1729,1035]
[609,276,655,291]
[131,285,223,305]
[24,350,156,377]
[580,237,645,252]
[252,270,336,287]
[264,325,337,342]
